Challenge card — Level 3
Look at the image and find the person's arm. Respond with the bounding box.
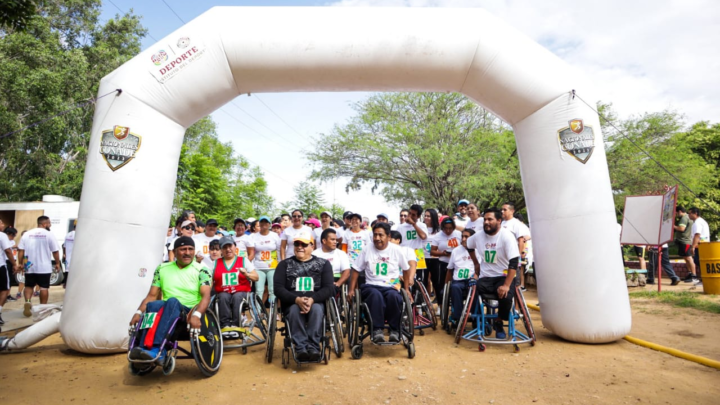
[188,285,212,334]
[247,246,255,262]
[517,237,526,260]
[403,259,417,292]
[52,250,61,271]
[348,270,360,299]
[280,240,287,260]
[497,257,519,299]
[430,245,443,258]
[4,247,16,271]
[674,216,687,232]
[414,222,427,241]
[129,285,162,327]
[244,268,259,282]
[16,249,25,273]
[168,250,175,262]
[310,261,335,304]
[468,249,480,278]
[336,269,351,287]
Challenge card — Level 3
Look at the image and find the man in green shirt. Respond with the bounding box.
[674,206,698,283]
[129,236,212,363]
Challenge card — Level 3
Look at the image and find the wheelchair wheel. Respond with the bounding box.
[281,347,289,369]
[191,309,223,377]
[454,285,476,344]
[440,282,451,331]
[400,289,414,343]
[416,281,437,330]
[251,293,269,339]
[407,342,415,359]
[327,299,344,358]
[128,362,155,376]
[351,345,363,360]
[515,286,536,346]
[340,285,350,338]
[349,291,362,348]
[162,355,176,376]
[265,299,278,363]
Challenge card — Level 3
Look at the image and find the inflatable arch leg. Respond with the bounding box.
[55,7,630,353]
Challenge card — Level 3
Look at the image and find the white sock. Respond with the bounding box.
[0,306,3,313]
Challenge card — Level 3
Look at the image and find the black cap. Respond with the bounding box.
[346,212,362,220]
[233,218,246,226]
[343,211,352,219]
[206,218,218,226]
[174,236,195,249]
[195,220,205,227]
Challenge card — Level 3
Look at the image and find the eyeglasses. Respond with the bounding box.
[294,241,309,248]
[292,215,303,219]
[182,225,195,230]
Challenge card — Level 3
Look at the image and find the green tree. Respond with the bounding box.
[173,117,274,227]
[0,0,147,201]
[307,92,522,214]
[681,121,720,239]
[0,0,39,31]
[280,181,344,218]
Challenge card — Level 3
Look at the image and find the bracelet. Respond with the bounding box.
[135,310,142,315]
[192,311,202,319]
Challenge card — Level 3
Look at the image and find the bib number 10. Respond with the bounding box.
[484,250,497,264]
[375,262,388,276]
[296,277,314,292]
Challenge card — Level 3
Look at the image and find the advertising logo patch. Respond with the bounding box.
[151,50,168,66]
[148,35,206,84]
[100,127,141,171]
[558,118,595,164]
[177,37,190,48]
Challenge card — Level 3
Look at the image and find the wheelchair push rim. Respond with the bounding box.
[265,299,278,363]
[191,309,223,377]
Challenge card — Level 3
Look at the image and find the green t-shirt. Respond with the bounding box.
[674,214,694,245]
[152,261,211,308]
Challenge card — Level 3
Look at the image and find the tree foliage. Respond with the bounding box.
[0,0,147,201]
[307,93,522,215]
[280,181,345,219]
[173,117,274,227]
[0,0,39,32]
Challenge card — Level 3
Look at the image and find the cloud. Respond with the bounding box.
[328,0,720,125]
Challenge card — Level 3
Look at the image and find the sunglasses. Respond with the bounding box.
[294,241,310,248]
[182,225,195,230]
[292,215,303,219]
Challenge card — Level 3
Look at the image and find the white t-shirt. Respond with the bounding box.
[400,246,417,267]
[252,232,281,269]
[282,225,312,258]
[0,232,12,264]
[313,227,342,248]
[63,230,76,272]
[18,227,60,274]
[447,246,476,281]
[423,231,438,262]
[312,248,351,276]
[431,230,463,263]
[454,215,469,228]
[466,228,520,278]
[354,243,410,288]
[396,222,429,250]
[691,217,711,242]
[517,222,533,264]
[193,233,221,269]
[501,217,527,241]
[234,234,256,258]
[343,228,372,269]
[464,218,482,233]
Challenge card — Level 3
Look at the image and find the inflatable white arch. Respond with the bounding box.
[55,7,630,353]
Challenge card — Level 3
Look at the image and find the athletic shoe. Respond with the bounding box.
[646,280,655,285]
[371,329,385,344]
[388,331,400,343]
[23,302,32,317]
[129,347,143,360]
[683,274,695,283]
[495,322,506,340]
[435,307,441,316]
[15,292,21,299]
[0,314,4,325]
[296,350,310,362]
[307,348,321,362]
[33,291,39,297]
[670,278,681,286]
[519,286,527,292]
[6,295,16,302]
[240,315,249,327]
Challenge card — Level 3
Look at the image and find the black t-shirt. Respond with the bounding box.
[273,256,334,311]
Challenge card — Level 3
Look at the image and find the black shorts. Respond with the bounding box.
[676,241,692,257]
[0,265,9,292]
[25,273,51,289]
[633,246,645,257]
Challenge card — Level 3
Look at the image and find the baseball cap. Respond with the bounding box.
[247,217,257,223]
[377,213,389,220]
[174,236,195,249]
[342,211,353,219]
[233,218,246,226]
[271,223,282,228]
[293,232,314,244]
[458,199,470,206]
[258,216,271,223]
[304,218,321,228]
[219,235,235,248]
[181,220,194,228]
[346,212,362,220]
[320,211,332,218]
[206,218,218,226]
[195,220,205,227]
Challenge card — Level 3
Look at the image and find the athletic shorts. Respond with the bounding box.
[25,273,51,289]
[676,241,692,257]
[633,246,645,257]
[0,265,9,292]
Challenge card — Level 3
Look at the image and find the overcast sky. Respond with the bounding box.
[100,0,719,222]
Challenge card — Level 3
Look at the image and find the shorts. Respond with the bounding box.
[63,271,69,285]
[0,265,9,291]
[25,273,51,289]
[676,241,692,257]
[633,246,645,258]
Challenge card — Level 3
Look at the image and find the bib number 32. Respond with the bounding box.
[296,277,314,292]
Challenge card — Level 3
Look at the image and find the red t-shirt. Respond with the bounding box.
[212,257,251,293]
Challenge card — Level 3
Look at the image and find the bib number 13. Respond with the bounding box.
[375,262,388,276]
[296,277,314,292]
[484,250,497,264]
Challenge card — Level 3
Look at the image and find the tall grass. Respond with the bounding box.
[629,291,720,314]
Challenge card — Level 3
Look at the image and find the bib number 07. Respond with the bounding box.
[484,250,497,264]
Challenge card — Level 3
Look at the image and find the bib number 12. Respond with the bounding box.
[223,272,239,286]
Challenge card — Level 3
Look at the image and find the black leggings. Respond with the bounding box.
[428,258,447,303]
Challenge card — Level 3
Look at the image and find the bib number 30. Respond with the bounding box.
[296,277,314,292]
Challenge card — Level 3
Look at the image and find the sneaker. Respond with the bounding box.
[129,346,143,360]
[33,291,39,297]
[435,307,441,316]
[23,302,32,317]
[646,280,655,285]
[240,315,249,327]
[495,322,506,340]
[0,314,4,325]
[307,348,321,362]
[371,329,385,344]
[683,274,695,283]
[6,295,16,302]
[670,278,681,286]
[137,347,159,361]
[388,331,400,343]
[296,350,310,362]
[15,292,21,299]
[519,286,527,292]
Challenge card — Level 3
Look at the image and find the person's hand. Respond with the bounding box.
[468,278,477,287]
[13,263,21,274]
[188,314,202,338]
[305,297,314,311]
[405,216,416,226]
[129,313,142,334]
[347,289,355,301]
[54,263,61,272]
[497,284,510,299]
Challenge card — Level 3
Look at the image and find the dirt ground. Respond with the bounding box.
[1,282,718,405]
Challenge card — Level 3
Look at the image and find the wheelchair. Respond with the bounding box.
[335,284,350,338]
[348,288,415,359]
[127,306,223,377]
[211,292,268,354]
[265,297,344,368]
[410,276,437,335]
[453,284,536,352]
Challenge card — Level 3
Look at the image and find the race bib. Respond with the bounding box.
[406,230,417,240]
[425,242,431,252]
[222,271,239,286]
[448,238,459,248]
[296,277,314,292]
[140,312,157,329]
[351,240,363,251]
[457,268,471,279]
[374,262,389,276]
[415,249,427,270]
[484,250,497,264]
[259,250,278,269]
